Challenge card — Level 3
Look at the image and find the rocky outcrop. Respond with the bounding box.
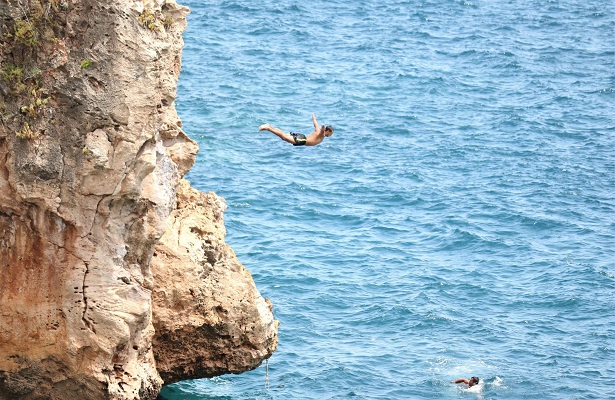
[0,1,277,399]
[151,180,279,384]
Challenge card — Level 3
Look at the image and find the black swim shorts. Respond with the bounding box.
[290,132,307,146]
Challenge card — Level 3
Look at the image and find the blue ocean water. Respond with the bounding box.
[159,0,615,399]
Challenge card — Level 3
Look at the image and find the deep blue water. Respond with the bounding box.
[159,1,615,399]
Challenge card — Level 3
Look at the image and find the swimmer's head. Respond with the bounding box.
[324,125,334,136]
[469,377,480,387]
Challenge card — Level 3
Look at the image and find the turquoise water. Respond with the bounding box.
[159,1,615,399]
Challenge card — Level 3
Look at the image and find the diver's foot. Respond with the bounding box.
[259,123,271,131]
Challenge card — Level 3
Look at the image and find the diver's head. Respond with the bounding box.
[469,377,480,387]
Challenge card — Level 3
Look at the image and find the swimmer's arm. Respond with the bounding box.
[312,113,319,130]
[453,378,469,384]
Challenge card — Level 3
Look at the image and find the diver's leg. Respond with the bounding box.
[259,124,295,144]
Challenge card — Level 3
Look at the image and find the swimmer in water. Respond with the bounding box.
[453,376,480,387]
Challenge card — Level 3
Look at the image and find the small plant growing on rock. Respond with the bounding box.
[13,19,40,47]
[27,67,42,80]
[15,122,37,140]
[1,65,24,84]
[80,59,93,69]
[138,9,162,31]
[138,8,173,31]
[20,88,49,118]
[1,65,27,94]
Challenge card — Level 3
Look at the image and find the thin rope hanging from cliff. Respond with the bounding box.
[265,359,270,390]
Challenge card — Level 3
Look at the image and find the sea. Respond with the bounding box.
[158,0,615,399]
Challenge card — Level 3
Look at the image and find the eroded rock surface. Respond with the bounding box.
[0,1,277,399]
[152,180,279,384]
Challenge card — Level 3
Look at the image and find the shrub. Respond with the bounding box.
[13,20,40,47]
[15,122,37,140]
[1,65,24,84]
[138,9,171,31]
[138,9,160,31]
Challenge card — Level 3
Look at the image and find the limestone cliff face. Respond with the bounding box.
[0,1,277,399]
[151,180,279,384]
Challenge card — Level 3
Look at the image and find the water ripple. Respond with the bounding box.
[163,0,615,398]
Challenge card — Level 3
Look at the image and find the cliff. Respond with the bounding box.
[0,1,278,399]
